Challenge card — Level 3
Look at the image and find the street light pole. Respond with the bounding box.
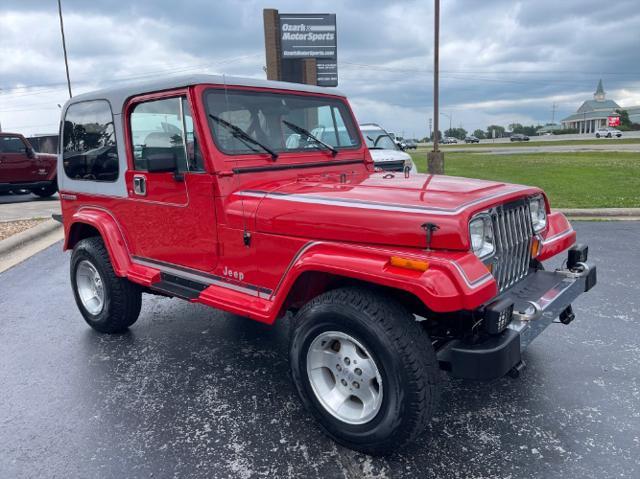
[440,111,451,136]
[57,0,72,98]
[427,0,444,174]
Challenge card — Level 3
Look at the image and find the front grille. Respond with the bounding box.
[491,200,534,292]
[375,160,405,171]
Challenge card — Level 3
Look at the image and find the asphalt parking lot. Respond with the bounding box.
[1,222,638,478]
[0,192,60,221]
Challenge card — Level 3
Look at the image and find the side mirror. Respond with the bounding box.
[146,152,177,173]
[26,147,36,159]
[145,152,184,181]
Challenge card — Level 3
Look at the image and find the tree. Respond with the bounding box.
[444,127,467,140]
[615,109,632,129]
[509,123,542,136]
[472,129,486,139]
[486,125,505,138]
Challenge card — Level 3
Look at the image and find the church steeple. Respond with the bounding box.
[594,79,605,101]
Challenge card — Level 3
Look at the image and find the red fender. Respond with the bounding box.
[270,242,497,315]
[64,208,132,277]
[537,212,576,261]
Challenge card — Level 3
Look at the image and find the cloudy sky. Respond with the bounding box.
[1,0,640,138]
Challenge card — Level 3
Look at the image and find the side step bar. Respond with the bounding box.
[150,273,208,300]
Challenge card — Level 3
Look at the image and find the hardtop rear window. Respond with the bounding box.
[204,88,361,157]
[62,100,119,182]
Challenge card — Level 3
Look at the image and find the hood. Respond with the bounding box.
[368,149,411,163]
[242,172,541,250]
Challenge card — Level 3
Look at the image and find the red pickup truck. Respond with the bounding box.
[0,132,57,197]
[57,75,596,454]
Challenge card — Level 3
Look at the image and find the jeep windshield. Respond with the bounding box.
[361,127,398,150]
[204,88,361,157]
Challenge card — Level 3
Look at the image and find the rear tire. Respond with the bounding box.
[596,133,601,138]
[289,287,440,455]
[31,181,57,198]
[70,237,141,333]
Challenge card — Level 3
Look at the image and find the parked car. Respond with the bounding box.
[464,136,480,144]
[441,136,458,144]
[0,132,57,196]
[57,74,596,455]
[595,128,622,138]
[360,123,416,172]
[510,134,530,142]
[403,139,417,150]
[394,138,407,150]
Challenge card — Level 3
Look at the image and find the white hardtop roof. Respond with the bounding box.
[64,74,346,114]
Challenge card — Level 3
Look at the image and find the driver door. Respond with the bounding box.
[117,92,218,272]
[0,135,33,182]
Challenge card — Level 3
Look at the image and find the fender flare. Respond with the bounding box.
[64,207,131,277]
[537,212,576,261]
[269,242,496,315]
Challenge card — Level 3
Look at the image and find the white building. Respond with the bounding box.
[561,80,640,133]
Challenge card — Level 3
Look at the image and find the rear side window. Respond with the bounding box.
[62,100,119,182]
[0,136,27,153]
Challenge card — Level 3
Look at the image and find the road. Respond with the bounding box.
[1,222,639,478]
[0,192,60,221]
[424,130,640,146]
[441,143,640,154]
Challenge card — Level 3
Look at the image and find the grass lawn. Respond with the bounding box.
[414,137,640,149]
[409,151,640,208]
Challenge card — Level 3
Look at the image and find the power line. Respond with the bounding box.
[0,53,262,97]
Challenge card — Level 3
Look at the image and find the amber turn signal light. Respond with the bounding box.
[389,256,429,272]
[531,238,541,258]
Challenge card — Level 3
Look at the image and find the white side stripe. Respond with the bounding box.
[238,187,530,216]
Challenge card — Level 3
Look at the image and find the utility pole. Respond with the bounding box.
[57,0,72,98]
[551,102,557,124]
[427,0,444,174]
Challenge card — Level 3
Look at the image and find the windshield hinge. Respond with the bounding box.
[243,230,252,247]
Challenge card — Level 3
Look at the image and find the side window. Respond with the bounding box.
[0,136,27,153]
[62,100,119,182]
[130,96,203,172]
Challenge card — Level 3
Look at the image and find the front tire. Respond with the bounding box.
[70,237,142,333]
[31,181,57,198]
[289,287,440,455]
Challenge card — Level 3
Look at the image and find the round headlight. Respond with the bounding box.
[469,215,495,259]
[529,196,547,232]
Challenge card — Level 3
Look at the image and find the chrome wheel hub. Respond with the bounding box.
[306,331,383,425]
[76,260,105,315]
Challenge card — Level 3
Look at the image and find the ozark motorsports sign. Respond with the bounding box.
[279,13,338,87]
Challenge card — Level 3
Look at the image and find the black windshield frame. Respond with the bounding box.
[202,88,361,158]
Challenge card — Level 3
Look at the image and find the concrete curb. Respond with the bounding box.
[556,208,640,220]
[0,219,62,257]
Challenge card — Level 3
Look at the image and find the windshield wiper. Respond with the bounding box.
[209,114,278,160]
[366,135,384,149]
[282,120,338,157]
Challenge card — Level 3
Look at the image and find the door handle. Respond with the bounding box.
[133,175,147,196]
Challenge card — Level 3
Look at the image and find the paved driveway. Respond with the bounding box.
[0,222,638,478]
[0,192,60,221]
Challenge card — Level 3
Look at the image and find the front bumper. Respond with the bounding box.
[438,248,597,380]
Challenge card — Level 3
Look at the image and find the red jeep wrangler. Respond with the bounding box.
[58,75,596,454]
[0,132,57,197]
